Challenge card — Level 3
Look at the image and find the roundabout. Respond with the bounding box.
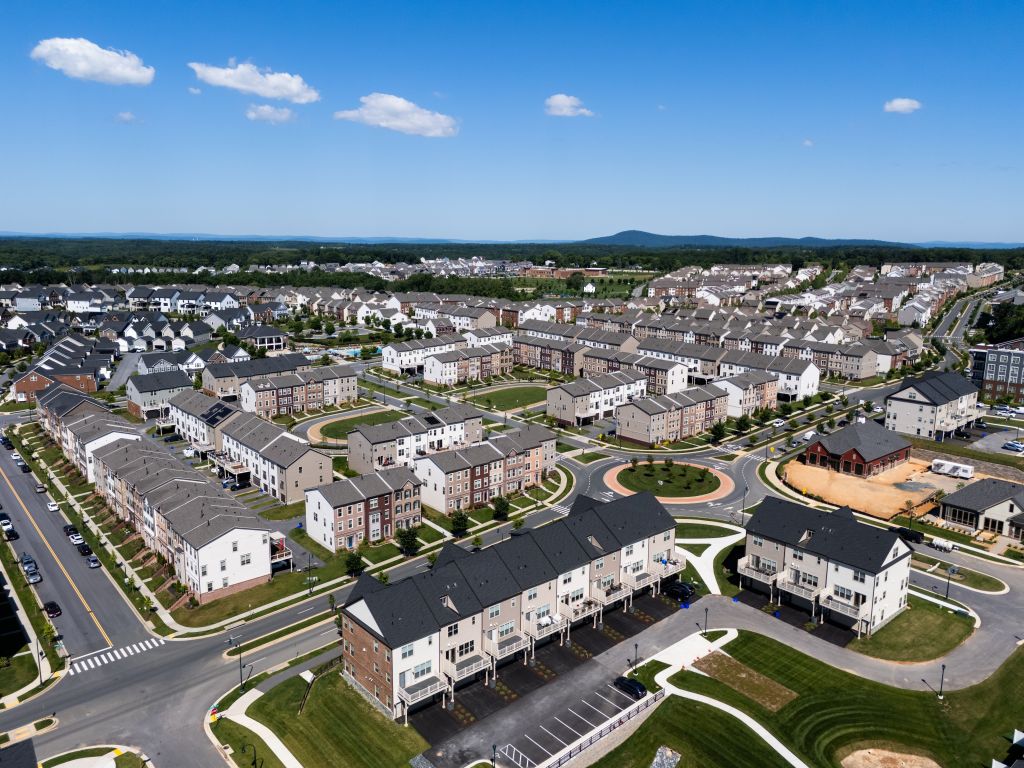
[602,460,735,504]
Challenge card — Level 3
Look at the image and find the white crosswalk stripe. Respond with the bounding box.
[68,638,166,676]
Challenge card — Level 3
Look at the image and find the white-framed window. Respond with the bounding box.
[412,661,432,679]
[488,604,500,619]
[447,624,459,637]
[401,643,414,659]
[240,553,251,566]
[527,588,538,601]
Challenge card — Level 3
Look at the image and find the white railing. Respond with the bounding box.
[270,546,292,564]
[397,677,446,705]
[821,596,865,619]
[626,571,654,590]
[592,583,631,605]
[524,616,564,640]
[737,556,778,584]
[777,578,824,601]
[558,599,600,623]
[442,654,490,681]
[483,633,529,659]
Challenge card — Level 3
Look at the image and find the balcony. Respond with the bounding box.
[442,653,490,682]
[821,596,866,619]
[398,676,447,706]
[737,556,778,585]
[558,598,601,623]
[777,576,824,602]
[626,571,654,591]
[483,632,529,660]
[524,614,564,640]
[650,556,685,581]
[592,582,631,606]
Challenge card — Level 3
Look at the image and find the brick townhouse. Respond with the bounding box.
[616,385,728,447]
[347,404,484,474]
[422,344,513,387]
[239,364,358,418]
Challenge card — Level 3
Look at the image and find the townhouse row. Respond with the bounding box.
[340,493,683,721]
[238,363,358,418]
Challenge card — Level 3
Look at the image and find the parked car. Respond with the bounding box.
[663,581,697,601]
[613,676,648,700]
[86,555,100,568]
[25,568,42,585]
[888,525,925,545]
[1001,441,1024,453]
[8,452,18,461]
[20,553,37,572]
[163,434,181,443]
[34,484,46,493]
[77,543,92,556]
[46,501,59,512]
[62,525,78,536]
[68,533,84,546]
[19,464,30,473]
[872,405,884,413]
[44,601,61,618]
[0,514,11,532]
[5,528,19,541]
[229,481,250,492]
[975,419,988,429]
[771,419,786,428]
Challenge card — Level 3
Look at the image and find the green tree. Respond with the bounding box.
[736,414,752,432]
[663,457,674,472]
[710,421,728,442]
[630,457,639,472]
[450,510,471,538]
[323,320,335,335]
[802,395,813,408]
[646,454,655,469]
[344,551,365,577]
[393,323,404,337]
[318,354,331,367]
[492,496,511,521]
[512,516,525,530]
[193,372,203,389]
[395,527,420,556]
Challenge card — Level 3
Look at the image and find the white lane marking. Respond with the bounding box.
[297,606,318,614]
[554,716,583,738]
[85,658,95,669]
[524,735,552,756]
[539,725,568,747]
[582,699,607,717]
[593,690,627,710]
[125,646,135,656]
[606,683,637,702]
[567,707,596,728]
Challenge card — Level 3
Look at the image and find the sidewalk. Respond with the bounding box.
[0,557,53,708]
[220,688,304,768]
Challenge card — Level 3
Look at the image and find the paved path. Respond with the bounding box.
[221,689,304,768]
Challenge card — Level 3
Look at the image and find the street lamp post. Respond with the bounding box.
[242,742,260,768]
[945,566,958,599]
[938,663,946,700]
[228,635,247,691]
[307,552,313,596]
[634,642,639,670]
[491,744,497,767]
[703,607,709,636]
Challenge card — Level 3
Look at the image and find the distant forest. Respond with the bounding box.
[0,237,1022,292]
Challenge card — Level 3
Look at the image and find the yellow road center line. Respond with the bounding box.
[0,463,112,647]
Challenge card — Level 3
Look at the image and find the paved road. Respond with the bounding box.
[106,352,141,391]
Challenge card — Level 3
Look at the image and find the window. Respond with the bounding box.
[447,624,459,638]
[240,553,251,566]
[752,535,764,547]
[221,577,228,588]
[561,573,572,585]
[853,570,867,583]
[401,643,414,659]
[220,560,227,572]
[527,588,538,601]
[412,661,431,679]
[231,541,238,552]
[498,621,514,638]
[792,551,803,561]
[594,557,604,571]
[457,641,475,657]
[488,604,500,619]
[201,565,207,577]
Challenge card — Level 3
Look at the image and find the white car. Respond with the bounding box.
[46,501,59,512]
[871,405,884,413]
[8,452,18,461]
[0,519,11,532]
[68,533,85,545]
[771,419,786,428]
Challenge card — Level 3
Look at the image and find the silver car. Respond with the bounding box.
[25,568,41,585]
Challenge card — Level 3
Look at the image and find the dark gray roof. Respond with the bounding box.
[747,496,907,573]
[812,420,910,463]
[941,478,1024,513]
[890,371,978,406]
[313,467,419,507]
[129,369,193,393]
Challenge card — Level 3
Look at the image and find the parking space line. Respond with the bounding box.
[554,716,583,738]
[568,706,597,728]
[539,725,568,747]
[582,699,608,718]
[606,683,638,702]
[524,735,551,756]
[593,690,627,710]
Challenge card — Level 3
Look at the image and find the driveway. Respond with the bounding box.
[107,352,141,390]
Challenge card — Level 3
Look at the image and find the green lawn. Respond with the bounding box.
[887,515,978,547]
[248,674,428,768]
[361,542,401,564]
[259,501,305,521]
[848,596,973,662]
[469,506,495,524]
[669,630,1024,768]
[575,452,609,464]
[40,748,113,767]
[590,696,793,768]
[675,522,735,539]
[911,553,1005,592]
[679,543,711,557]
[468,386,546,410]
[908,436,1024,471]
[555,442,575,453]
[714,542,741,596]
[332,455,359,477]
[619,463,721,497]
[211,718,286,768]
[416,524,444,544]
[0,653,38,697]
[319,410,405,440]
[404,397,437,409]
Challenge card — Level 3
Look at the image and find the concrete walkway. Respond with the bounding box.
[675,520,745,596]
[221,688,304,768]
[0,543,55,708]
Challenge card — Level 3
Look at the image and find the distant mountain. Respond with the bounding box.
[579,230,913,248]
[915,241,1024,250]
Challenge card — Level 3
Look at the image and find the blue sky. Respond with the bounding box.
[1,1,1022,242]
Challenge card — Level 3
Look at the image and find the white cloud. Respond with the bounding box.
[246,104,294,124]
[884,97,922,114]
[187,60,319,104]
[802,138,814,147]
[30,37,154,85]
[115,111,137,123]
[333,93,458,137]
[545,93,593,117]
[188,86,202,95]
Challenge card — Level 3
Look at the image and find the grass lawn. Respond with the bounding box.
[675,522,734,539]
[249,674,428,768]
[590,696,793,768]
[405,397,436,409]
[468,386,546,410]
[319,409,405,440]
[669,630,1024,768]
[332,455,359,477]
[259,501,305,521]
[361,542,401,564]
[422,506,454,532]
[908,436,1024,471]
[40,748,114,767]
[0,654,38,697]
[627,660,668,693]
[555,442,575,453]
[679,543,711,557]
[715,453,737,461]
[713,542,741,596]
[469,506,495,524]
[888,515,978,547]
[848,595,973,662]
[416,524,444,544]
[575,452,609,463]
[211,718,286,768]
[618,463,721,497]
[911,553,1004,592]
[114,754,145,768]
[0,401,33,412]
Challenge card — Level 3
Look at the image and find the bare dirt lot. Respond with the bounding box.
[785,459,972,520]
[692,651,797,712]
[841,748,941,768]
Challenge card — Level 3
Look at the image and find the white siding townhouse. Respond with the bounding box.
[382,335,467,374]
[884,371,980,440]
[546,370,647,426]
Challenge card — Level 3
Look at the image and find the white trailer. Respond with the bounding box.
[930,459,975,479]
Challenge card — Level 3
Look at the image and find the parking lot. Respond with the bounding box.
[500,679,642,767]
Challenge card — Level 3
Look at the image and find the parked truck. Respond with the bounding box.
[930,459,975,479]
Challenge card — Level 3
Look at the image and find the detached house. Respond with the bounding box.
[804,420,911,477]
[938,478,1024,540]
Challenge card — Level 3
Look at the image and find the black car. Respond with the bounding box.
[663,581,697,602]
[163,434,181,443]
[5,529,19,541]
[230,481,250,491]
[613,676,647,700]
[76,543,93,556]
[63,525,79,536]
[19,464,30,473]
[43,601,61,618]
[888,525,924,545]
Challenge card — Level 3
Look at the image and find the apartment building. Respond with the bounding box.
[516,320,639,353]
[35,383,111,438]
[126,369,194,419]
[581,349,689,395]
[423,344,513,387]
[738,496,911,636]
[969,341,1024,402]
[414,425,556,513]
[238,364,358,418]
[884,371,980,440]
[305,467,422,552]
[347,404,484,474]
[546,370,647,427]
[166,389,241,454]
[716,371,778,418]
[938,478,1024,540]
[340,493,682,721]
[463,327,514,348]
[512,336,587,377]
[218,412,330,503]
[382,335,467,374]
[804,420,911,477]
[437,306,498,331]
[201,353,312,399]
[616,385,728,447]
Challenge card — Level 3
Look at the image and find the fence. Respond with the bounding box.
[539,688,666,768]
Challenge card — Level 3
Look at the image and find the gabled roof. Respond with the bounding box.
[941,478,1024,514]
[811,420,910,463]
[889,371,978,406]
[129,369,193,393]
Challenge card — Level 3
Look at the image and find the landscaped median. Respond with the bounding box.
[39,746,147,767]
